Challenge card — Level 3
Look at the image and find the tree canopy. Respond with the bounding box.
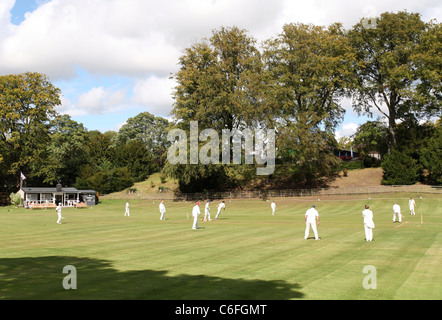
[1,11,441,197]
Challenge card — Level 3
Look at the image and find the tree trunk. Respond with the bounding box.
[387,108,397,153]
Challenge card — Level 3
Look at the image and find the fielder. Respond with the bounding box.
[362,205,375,241]
[192,202,201,229]
[204,200,212,221]
[215,201,226,219]
[408,197,416,216]
[304,205,320,240]
[392,202,402,223]
[124,201,130,216]
[56,203,63,224]
[159,201,166,220]
[271,201,276,215]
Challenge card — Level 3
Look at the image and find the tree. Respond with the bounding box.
[116,112,170,167]
[263,23,352,185]
[348,11,439,152]
[381,149,421,185]
[114,140,159,182]
[85,130,117,170]
[352,121,389,158]
[33,115,89,186]
[0,72,61,190]
[419,124,442,185]
[168,26,266,191]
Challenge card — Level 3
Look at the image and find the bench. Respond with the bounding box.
[30,203,57,210]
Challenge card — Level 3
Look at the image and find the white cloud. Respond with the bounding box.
[335,122,359,140]
[1,0,440,80]
[60,86,128,116]
[132,76,175,117]
[0,0,286,79]
[1,0,440,132]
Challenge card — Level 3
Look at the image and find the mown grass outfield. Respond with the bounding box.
[0,193,440,300]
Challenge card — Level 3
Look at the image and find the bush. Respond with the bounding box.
[75,167,134,194]
[9,192,21,206]
[381,150,421,185]
[363,156,381,168]
[419,132,442,185]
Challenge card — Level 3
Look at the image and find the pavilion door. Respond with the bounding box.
[55,194,63,205]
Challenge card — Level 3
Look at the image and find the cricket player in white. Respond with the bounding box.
[159,201,166,220]
[393,202,402,223]
[204,200,211,221]
[192,202,201,229]
[271,201,276,215]
[124,201,130,216]
[56,203,63,224]
[215,201,226,219]
[304,205,320,240]
[408,197,416,215]
[362,205,375,241]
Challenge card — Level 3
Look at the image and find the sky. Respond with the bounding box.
[1,0,441,138]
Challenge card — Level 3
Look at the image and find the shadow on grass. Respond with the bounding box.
[0,256,303,300]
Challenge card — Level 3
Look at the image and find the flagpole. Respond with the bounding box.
[19,172,22,207]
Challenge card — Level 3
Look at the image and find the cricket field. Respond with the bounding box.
[0,193,440,300]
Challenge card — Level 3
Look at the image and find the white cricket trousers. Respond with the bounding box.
[160,212,166,220]
[364,225,373,241]
[305,221,319,240]
[393,212,402,222]
[192,216,199,229]
[215,209,222,219]
[204,210,211,221]
[57,212,62,224]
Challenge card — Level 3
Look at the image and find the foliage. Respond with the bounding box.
[352,121,389,158]
[0,72,61,189]
[1,12,441,196]
[417,120,442,185]
[381,150,421,185]
[75,166,133,195]
[168,26,266,192]
[262,23,351,185]
[348,12,440,152]
[33,114,89,186]
[9,192,21,206]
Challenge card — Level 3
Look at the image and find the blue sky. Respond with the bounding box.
[2,0,441,136]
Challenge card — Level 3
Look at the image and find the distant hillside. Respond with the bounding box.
[101,172,179,200]
[328,167,383,188]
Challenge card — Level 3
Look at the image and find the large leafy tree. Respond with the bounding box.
[0,72,61,190]
[167,26,266,192]
[116,112,170,169]
[33,115,89,186]
[353,121,389,158]
[263,23,352,185]
[171,26,266,131]
[348,11,440,152]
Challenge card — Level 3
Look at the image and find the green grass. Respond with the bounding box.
[0,194,440,300]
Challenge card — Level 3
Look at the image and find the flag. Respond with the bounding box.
[20,172,26,181]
